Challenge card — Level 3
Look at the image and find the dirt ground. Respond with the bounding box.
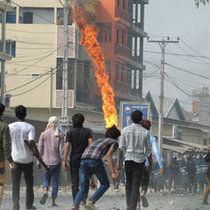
[1,185,210,210]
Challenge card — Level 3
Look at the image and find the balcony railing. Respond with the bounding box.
[115,7,130,23]
[114,44,129,57]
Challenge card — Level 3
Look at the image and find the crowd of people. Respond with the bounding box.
[0,103,210,210]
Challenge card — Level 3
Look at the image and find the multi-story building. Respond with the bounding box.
[95,0,148,111]
[3,0,148,125]
[4,0,93,121]
[192,87,210,126]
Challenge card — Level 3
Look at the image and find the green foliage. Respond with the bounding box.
[194,0,209,7]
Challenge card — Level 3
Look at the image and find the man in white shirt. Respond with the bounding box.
[118,110,152,210]
[9,105,36,210]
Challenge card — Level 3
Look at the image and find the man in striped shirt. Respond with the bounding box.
[71,125,121,210]
[118,110,152,210]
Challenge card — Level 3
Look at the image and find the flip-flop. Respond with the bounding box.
[40,194,48,205]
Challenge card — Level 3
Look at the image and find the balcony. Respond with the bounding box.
[114,44,129,58]
[115,7,130,25]
[131,24,147,37]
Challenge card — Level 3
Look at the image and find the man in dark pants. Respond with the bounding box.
[63,113,93,202]
[71,125,120,210]
[9,105,36,210]
[136,119,164,209]
[118,110,152,210]
[168,155,179,193]
[186,155,196,194]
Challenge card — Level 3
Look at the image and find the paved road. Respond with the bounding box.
[1,186,210,210]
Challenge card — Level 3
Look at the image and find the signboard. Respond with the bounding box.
[55,90,74,108]
[120,101,150,130]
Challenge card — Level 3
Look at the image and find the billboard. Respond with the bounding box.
[120,101,150,130]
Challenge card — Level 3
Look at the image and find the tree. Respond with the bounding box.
[195,0,209,7]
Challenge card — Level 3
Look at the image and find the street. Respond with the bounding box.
[1,185,210,210]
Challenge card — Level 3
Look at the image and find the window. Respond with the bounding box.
[23,12,33,23]
[176,127,182,140]
[105,23,112,42]
[97,24,103,42]
[137,4,141,23]
[97,23,112,43]
[132,37,135,57]
[122,0,126,9]
[57,8,64,25]
[136,70,139,89]
[137,37,140,56]
[121,65,124,82]
[0,41,16,57]
[11,41,16,57]
[131,70,135,89]
[20,7,54,24]
[6,9,16,23]
[57,8,72,25]
[117,0,120,7]
[115,64,119,80]
[106,60,111,80]
[0,10,17,23]
[116,29,119,44]
[132,4,136,23]
[122,30,125,45]
[203,138,207,146]
[104,32,107,42]
[84,61,89,91]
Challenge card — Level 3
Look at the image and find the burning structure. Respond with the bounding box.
[70,0,118,128]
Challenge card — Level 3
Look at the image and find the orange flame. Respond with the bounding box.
[71,4,118,128]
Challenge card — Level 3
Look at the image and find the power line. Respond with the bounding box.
[144,49,210,60]
[6,63,63,93]
[165,62,210,80]
[11,75,52,97]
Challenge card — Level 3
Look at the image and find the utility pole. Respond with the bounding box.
[1,10,6,104]
[148,37,179,155]
[59,0,70,132]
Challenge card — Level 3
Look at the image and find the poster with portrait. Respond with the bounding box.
[120,101,150,130]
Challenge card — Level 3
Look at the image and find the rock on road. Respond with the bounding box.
[1,185,210,210]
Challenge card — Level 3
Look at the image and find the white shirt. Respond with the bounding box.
[119,123,151,164]
[9,121,35,163]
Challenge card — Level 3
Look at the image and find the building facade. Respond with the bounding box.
[192,87,210,126]
[3,0,148,124]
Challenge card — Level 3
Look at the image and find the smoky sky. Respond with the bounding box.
[143,0,210,110]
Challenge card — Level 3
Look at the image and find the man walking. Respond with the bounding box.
[63,113,93,202]
[0,103,16,208]
[137,119,164,209]
[9,105,36,210]
[118,110,151,210]
[38,116,64,207]
[71,125,121,210]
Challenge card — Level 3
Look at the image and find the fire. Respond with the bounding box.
[71,3,118,128]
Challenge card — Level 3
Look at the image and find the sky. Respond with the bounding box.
[143,0,210,111]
